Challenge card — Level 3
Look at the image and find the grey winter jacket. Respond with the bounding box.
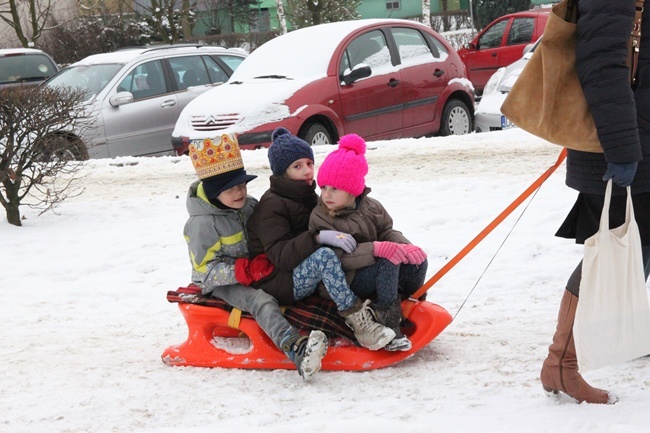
[183,180,257,294]
[569,0,650,195]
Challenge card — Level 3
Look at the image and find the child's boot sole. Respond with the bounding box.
[299,330,328,381]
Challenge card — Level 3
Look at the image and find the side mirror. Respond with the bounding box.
[110,91,133,107]
[341,64,372,86]
[522,43,534,56]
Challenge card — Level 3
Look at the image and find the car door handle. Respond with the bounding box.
[388,78,400,88]
[160,99,177,108]
[491,53,497,57]
[433,69,444,77]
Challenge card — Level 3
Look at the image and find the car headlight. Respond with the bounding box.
[497,70,522,93]
[483,67,506,96]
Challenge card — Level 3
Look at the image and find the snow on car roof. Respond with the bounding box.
[71,49,150,66]
[231,19,428,81]
[0,48,50,56]
[70,46,240,67]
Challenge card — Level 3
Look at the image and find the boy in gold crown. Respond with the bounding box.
[183,133,328,381]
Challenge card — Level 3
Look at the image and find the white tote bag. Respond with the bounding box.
[574,180,650,372]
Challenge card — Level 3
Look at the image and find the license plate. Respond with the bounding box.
[501,115,516,129]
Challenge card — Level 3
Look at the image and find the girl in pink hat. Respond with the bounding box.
[246,127,396,352]
[309,133,429,351]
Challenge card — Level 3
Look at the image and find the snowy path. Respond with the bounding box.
[3,129,650,433]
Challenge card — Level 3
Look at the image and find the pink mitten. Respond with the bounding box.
[373,241,407,265]
[402,244,427,265]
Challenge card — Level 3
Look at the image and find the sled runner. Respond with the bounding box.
[162,150,567,371]
[162,286,452,371]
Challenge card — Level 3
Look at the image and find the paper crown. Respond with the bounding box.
[189,134,244,180]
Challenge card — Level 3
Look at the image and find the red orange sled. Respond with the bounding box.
[162,290,452,371]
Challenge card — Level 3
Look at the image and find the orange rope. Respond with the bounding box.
[404,148,567,316]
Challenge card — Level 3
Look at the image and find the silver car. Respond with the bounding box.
[474,38,540,133]
[43,45,246,159]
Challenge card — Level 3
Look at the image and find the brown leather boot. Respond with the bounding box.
[540,290,615,404]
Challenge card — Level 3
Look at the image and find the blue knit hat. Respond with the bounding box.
[268,127,314,176]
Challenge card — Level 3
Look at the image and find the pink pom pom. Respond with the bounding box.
[338,134,366,155]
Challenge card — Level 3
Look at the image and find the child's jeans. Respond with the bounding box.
[351,258,428,306]
[292,247,356,311]
[208,283,291,350]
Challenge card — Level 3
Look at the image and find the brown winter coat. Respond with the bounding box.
[246,175,321,305]
[308,187,411,283]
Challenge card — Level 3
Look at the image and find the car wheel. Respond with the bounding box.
[301,122,332,146]
[440,99,472,136]
[36,136,89,162]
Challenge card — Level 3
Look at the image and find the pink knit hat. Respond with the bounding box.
[317,134,368,196]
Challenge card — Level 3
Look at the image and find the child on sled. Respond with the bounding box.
[246,127,395,351]
[183,133,327,381]
[309,133,429,351]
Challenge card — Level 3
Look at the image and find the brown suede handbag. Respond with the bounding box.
[500,0,643,153]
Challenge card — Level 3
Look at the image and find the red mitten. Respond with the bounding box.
[373,241,407,265]
[249,253,275,281]
[234,254,275,286]
[234,258,253,286]
[402,244,427,265]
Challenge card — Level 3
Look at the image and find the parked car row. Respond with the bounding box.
[6,8,549,160]
[7,19,476,160]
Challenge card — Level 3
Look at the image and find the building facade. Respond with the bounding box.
[0,0,78,48]
[192,0,470,37]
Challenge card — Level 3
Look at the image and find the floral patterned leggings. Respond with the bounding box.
[292,247,356,311]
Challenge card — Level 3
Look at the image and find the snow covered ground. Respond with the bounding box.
[3,128,650,433]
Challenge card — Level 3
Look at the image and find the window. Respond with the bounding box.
[340,30,391,77]
[50,64,122,99]
[477,19,508,49]
[0,54,56,84]
[118,60,167,100]
[506,18,535,45]
[424,33,449,59]
[217,55,245,72]
[169,56,210,90]
[391,28,433,65]
[250,8,271,32]
[203,56,229,84]
[386,1,401,10]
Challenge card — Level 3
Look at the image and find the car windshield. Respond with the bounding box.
[0,53,57,85]
[45,64,124,100]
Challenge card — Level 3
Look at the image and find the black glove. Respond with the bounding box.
[603,162,638,188]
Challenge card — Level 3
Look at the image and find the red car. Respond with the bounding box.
[458,9,549,94]
[172,19,475,153]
